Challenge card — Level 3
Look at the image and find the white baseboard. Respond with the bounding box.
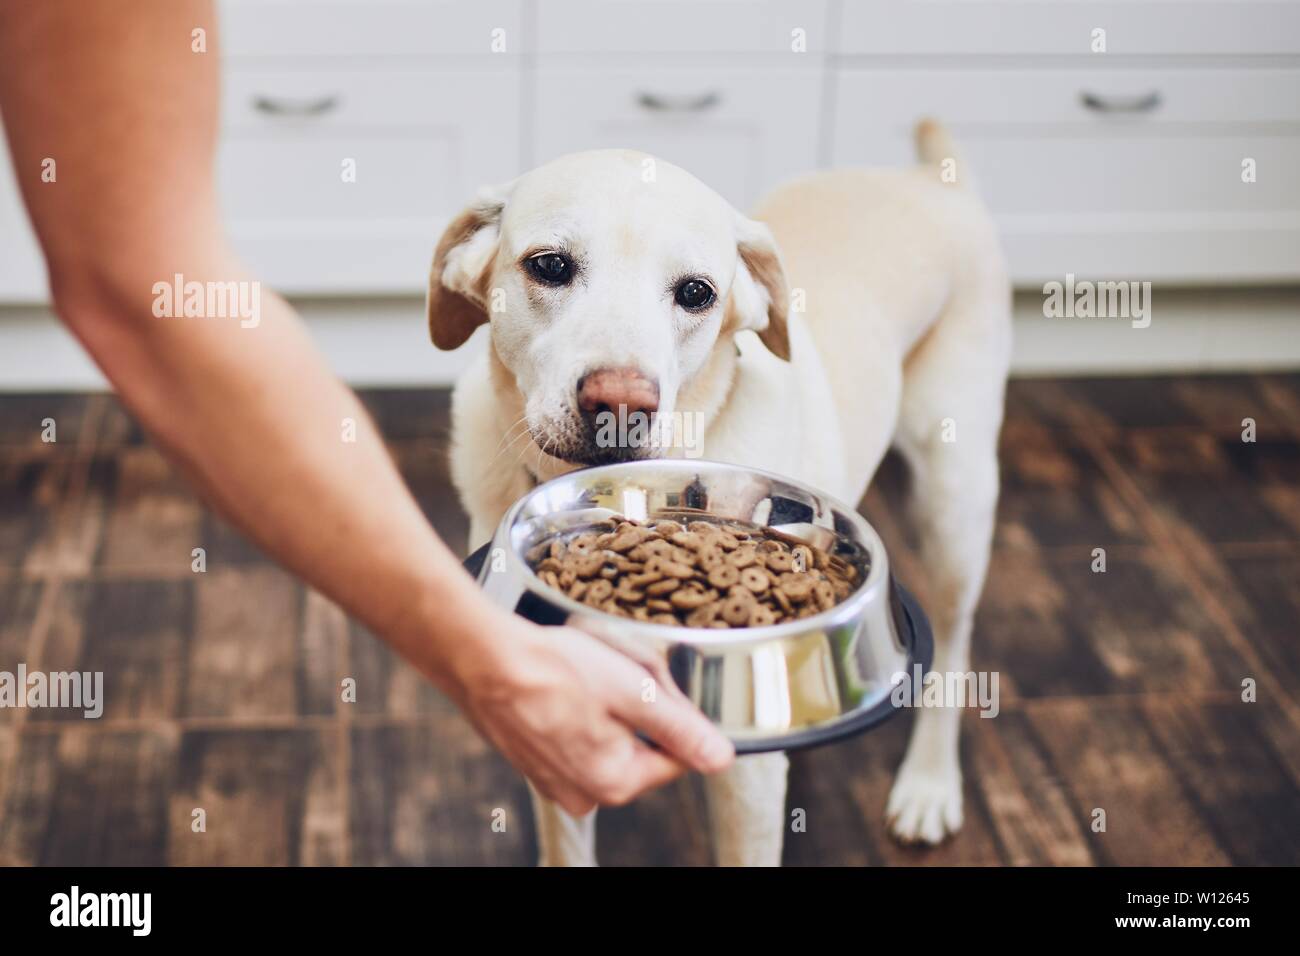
[1,287,1296,393]
[0,298,483,393]
[1010,285,1300,375]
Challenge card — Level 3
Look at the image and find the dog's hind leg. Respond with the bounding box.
[885,295,1009,845]
[529,783,597,867]
[703,751,789,866]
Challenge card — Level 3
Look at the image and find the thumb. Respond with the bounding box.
[612,682,735,774]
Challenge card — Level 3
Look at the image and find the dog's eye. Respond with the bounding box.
[675,278,715,312]
[526,252,573,286]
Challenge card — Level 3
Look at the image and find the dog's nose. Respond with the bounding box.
[576,367,660,422]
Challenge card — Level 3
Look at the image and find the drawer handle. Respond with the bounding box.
[636,91,721,113]
[1079,90,1161,114]
[252,94,341,117]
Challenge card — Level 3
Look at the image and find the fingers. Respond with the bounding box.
[570,618,690,703]
[590,628,735,776]
[464,620,732,812]
[503,736,600,816]
[523,737,684,811]
[619,745,689,798]
[611,683,735,774]
[576,742,688,808]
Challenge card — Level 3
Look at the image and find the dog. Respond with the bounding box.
[426,119,1011,866]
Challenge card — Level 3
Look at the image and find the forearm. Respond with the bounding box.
[57,258,500,692]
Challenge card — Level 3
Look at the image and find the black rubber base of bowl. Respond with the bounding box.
[461,543,933,753]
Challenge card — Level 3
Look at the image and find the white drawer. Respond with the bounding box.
[838,1,1300,56]
[832,68,1300,283]
[221,68,530,129]
[535,1,828,54]
[219,0,523,58]
[834,68,1300,128]
[218,68,521,294]
[532,66,822,211]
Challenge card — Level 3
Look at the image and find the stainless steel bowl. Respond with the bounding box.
[464,459,931,753]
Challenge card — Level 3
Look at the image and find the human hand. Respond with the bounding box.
[447,611,735,816]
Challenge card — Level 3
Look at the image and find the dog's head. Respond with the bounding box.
[427,150,789,467]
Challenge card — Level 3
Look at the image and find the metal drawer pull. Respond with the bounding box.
[636,90,721,113]
[252,94,341,117]
[1079,90,1161,114]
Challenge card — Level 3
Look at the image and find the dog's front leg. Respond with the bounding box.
[472,489,598,867]
[528,782,597,867]
[703,751,789,866]
[466,506,601,866]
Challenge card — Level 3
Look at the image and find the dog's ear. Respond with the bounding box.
[427,184,510,350]
[729,215,791,361]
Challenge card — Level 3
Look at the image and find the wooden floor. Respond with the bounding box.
[0,375,1297,866]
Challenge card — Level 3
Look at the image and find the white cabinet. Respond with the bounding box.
[1,0,1297,304]
[527,1,826,211]
[220,0,524,58]
[0,0,526,302]
[532,66,822,211]
[219,68,520,294]
[215,0,524,294]
[533,0,828,54]
[837,0,1300,56]
[831,68,1300,283]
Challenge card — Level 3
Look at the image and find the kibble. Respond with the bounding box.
[526,513,862,629]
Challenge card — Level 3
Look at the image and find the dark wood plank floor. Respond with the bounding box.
[1,375,1297,866]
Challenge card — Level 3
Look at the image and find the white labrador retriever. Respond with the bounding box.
[427,120,1011,866]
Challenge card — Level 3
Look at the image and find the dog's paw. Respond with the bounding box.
[885,764,963,845]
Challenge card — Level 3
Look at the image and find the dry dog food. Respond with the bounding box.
[525,515,861,628]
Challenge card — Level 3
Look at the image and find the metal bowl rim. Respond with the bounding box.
[497,458,892,647]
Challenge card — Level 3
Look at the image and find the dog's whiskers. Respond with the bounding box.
[508,426,542,470]
[535,433,558,477]
[485,418,533,469]
[490,416,529,457]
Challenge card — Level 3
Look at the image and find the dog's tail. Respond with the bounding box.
[914,117,974,190]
